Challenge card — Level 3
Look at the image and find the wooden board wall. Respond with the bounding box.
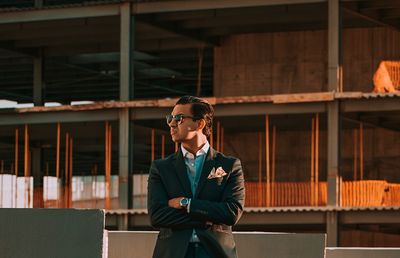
[222,126,399,183]
[222,129,328,182]
[340,229,400,247]
[214,27,400,96]
[341,126,400,182]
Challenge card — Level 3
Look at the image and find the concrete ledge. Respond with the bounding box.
[108,231,326,258]
[326,248,400,258]
[0,208,106,258]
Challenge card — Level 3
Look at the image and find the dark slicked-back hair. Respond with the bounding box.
[176,95,214,137]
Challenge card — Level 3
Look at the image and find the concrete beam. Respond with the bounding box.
[341,98,400,112]
[0,0,326,26]
[0,4,120,24]
[0,109,118,126]
[133,0,326,14]
[340,210,400,224]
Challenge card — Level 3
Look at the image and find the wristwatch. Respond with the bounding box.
[179,197,190,209]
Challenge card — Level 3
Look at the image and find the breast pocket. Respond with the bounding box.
[201,177,227,200]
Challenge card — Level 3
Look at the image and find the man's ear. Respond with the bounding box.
[197,119,206,131]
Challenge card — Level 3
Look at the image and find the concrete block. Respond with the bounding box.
[326,248,400,258]
[0,208,106,258]
[108,231,326,258]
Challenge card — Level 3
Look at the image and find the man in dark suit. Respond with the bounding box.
[147,96,245,258]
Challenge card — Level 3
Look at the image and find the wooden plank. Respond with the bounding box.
[272,92,334,103]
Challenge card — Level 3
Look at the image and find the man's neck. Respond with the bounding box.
[181,135,207,155]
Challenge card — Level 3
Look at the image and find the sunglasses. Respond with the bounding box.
[166,114,198,124]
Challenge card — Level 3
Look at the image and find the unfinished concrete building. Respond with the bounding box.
[0,0,400,248]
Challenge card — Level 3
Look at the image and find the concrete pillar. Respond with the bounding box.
[326,0,342,247]
[31,147,43,207]
[33,55,44,106]
[118,2,134,213]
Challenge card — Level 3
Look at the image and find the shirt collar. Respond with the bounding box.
[181,141,210,159]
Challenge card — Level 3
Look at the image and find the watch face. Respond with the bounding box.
[180,198,188,206]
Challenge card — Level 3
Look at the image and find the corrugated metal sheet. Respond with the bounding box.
[335,92,400,99]
[362,92,400,98]
[244,206,400,213]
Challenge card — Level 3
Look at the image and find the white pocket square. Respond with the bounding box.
[207,166,227,179]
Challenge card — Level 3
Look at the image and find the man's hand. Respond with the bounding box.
[168,197,184,209]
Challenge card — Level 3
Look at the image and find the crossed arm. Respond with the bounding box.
[147,159,245,229]
[147,161,204,229]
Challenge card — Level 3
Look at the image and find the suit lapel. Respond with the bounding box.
[195,148,216,198]
[172,149,193,198]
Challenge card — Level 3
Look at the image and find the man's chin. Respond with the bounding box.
[171,136,180,143]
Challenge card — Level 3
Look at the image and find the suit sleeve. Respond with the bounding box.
[147,161,206,229]
[188,158,245,226]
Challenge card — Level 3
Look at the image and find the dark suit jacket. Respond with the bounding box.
[147,147,245,258]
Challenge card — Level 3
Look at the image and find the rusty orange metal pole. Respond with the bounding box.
[106,124,112,209]
[69,137,73,208]
[360,128,363,180]
[65,133,69,182]
[65,133,69,208]
[272,125,276,206]
[353,128,358,181]
[45,161,49,206]
[56,123,60,178]
[315,114,319,206]
[0,161,2,207]
[221,127,224,153]
[24,124,29,177]
[258,132,262,207]
[105,122,109,209]
[196,47,204,96]
[216,121,221,152]
[94,163,98,208]
[24,125,30,208]
[265,114,270,207]
[105,122,109,189]
[161,134,165,159]
[109,123,112,175]
[210,127,214,149]
[15,128,18,176]
[311,118,315,206]
[14,128,19,207]
[151,128,155,161]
